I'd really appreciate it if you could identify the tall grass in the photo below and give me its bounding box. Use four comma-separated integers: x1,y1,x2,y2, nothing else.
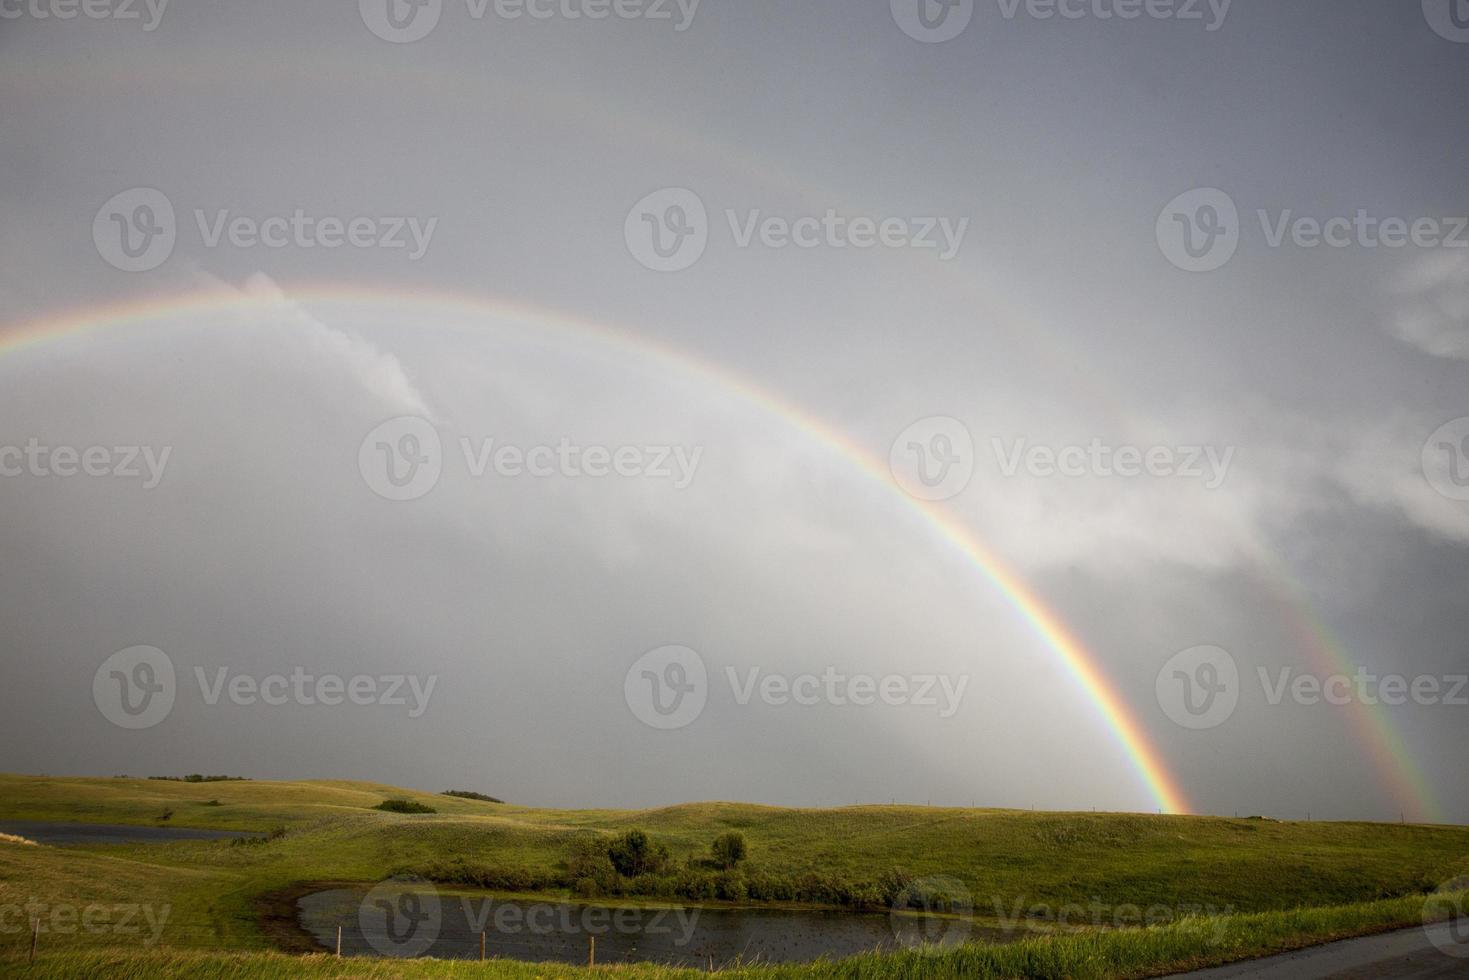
6,891,1464,979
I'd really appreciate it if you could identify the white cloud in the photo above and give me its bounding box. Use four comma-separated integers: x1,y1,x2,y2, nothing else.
1389,252,1469,360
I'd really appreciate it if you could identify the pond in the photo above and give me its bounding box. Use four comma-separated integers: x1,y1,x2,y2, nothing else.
0,820,263,845
297,885,1010,967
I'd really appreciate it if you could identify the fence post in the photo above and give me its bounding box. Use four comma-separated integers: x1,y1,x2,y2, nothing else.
336,924,342,957
589,935,595,968
29,918,38,964
480,931,486,961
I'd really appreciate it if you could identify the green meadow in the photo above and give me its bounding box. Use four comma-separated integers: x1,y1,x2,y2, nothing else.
1,774,1466,977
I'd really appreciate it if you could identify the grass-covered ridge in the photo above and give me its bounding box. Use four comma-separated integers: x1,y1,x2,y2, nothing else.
0,773,1465,974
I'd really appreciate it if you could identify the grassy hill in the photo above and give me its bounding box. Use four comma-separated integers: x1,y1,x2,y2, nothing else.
1,774,1465,977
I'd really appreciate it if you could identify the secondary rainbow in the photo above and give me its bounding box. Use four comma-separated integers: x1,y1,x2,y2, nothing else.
0,283,1193,815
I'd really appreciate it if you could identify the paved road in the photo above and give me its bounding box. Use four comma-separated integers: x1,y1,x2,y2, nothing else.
1168,921,1469,978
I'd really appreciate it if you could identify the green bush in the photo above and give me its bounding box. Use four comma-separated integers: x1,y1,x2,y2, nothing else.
607,829,669,877
711,831,747,870
374,799,437,814
440,790,504,803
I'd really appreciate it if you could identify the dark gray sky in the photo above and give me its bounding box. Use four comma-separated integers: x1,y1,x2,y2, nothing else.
1,0,1466,822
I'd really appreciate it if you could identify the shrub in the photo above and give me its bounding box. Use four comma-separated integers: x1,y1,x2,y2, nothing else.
711,831,747,870
149,775,248,783
566,835,619,893
607,829,669,878
406,858,559,892
374,799,437,814
715,871,748,902
877,867,914,905
440,790,504,803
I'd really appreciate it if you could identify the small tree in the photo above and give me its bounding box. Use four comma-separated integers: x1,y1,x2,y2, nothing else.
711,831,747,870
607,829,668,877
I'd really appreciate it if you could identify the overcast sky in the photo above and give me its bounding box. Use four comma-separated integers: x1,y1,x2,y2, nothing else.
1,0,1466,823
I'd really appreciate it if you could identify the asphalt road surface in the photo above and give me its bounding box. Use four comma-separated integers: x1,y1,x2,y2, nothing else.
1169,921,1469,978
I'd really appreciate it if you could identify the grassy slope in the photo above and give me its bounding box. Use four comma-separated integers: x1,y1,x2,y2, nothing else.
0,774,1466,973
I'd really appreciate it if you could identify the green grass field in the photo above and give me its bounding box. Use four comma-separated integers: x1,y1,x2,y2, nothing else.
1,774,1465,978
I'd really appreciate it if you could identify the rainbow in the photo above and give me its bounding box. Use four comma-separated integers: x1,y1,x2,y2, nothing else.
0,284,1195,812
1253,566,1444,824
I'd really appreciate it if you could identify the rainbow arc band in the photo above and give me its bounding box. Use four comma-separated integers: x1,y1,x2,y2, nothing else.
0,283,1193,814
